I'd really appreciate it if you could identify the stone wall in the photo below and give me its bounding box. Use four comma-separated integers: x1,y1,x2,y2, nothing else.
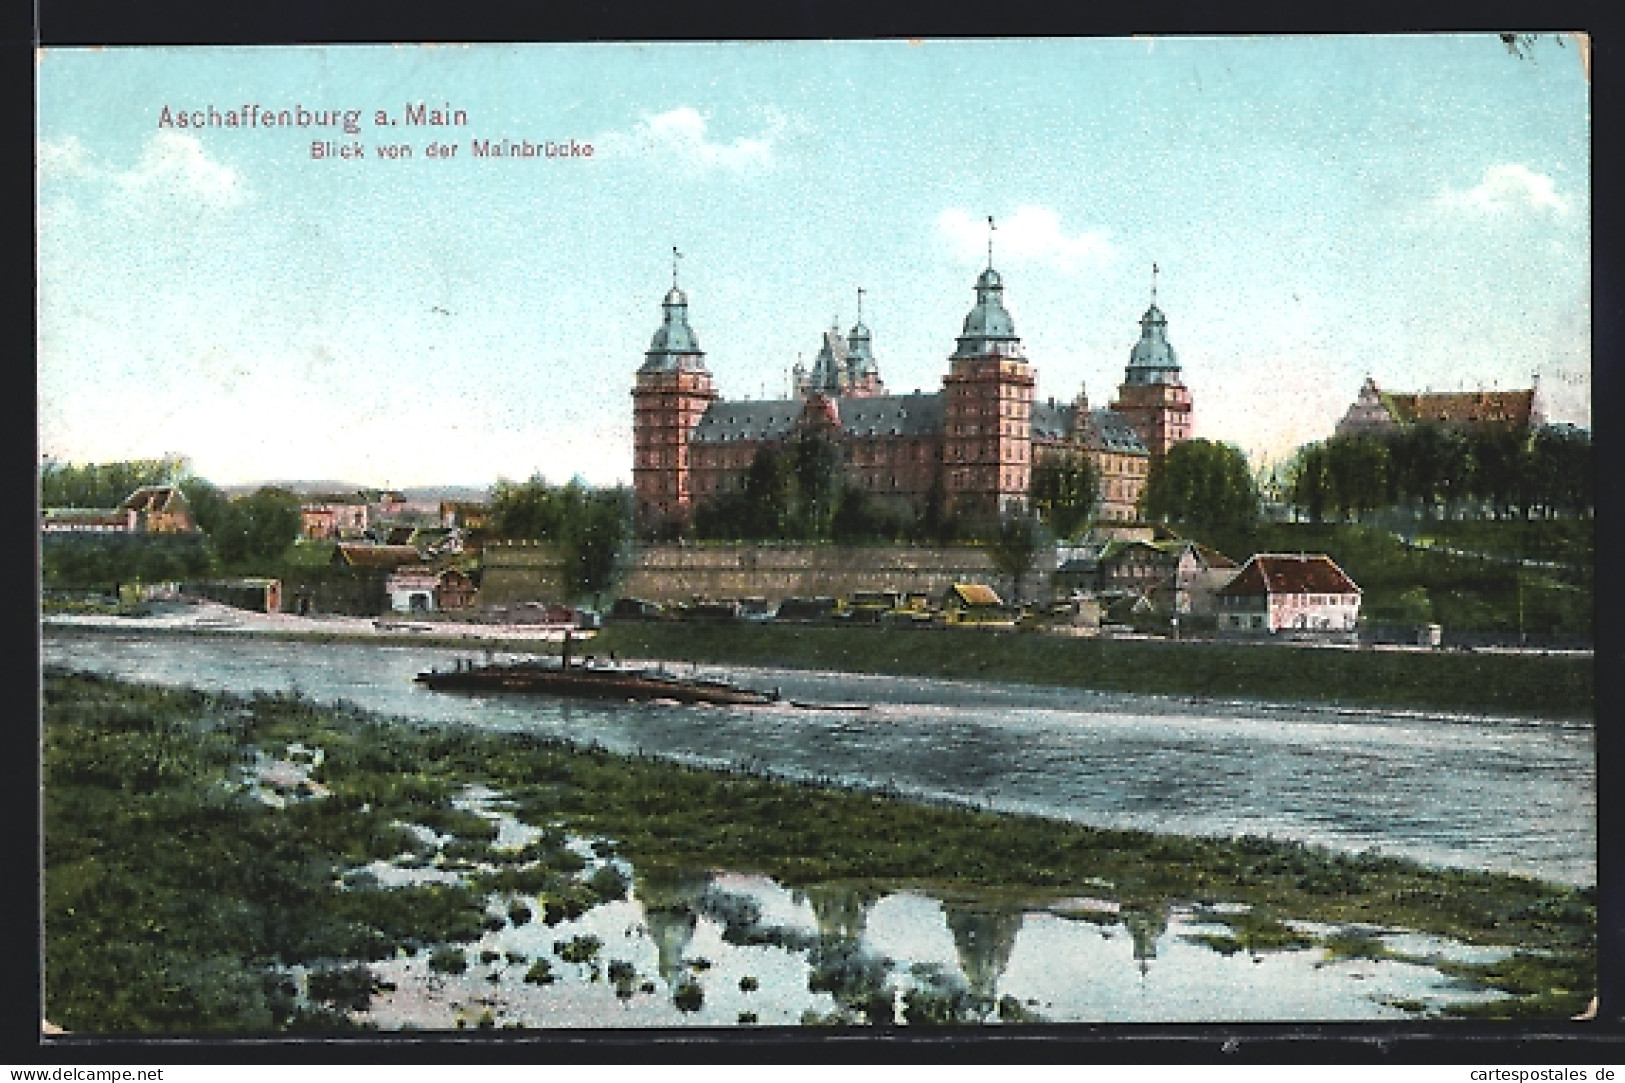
620,543,1030,604
479,541,1060,608
476,541,570,605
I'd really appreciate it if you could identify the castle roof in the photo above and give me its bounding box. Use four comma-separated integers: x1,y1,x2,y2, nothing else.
691,391,947,443
1030,400,1149,454
641,284,707,374
1123,301,1182,387
1030,399,1077,442
834,392,943,438
953,265,1024,358
1083,408,1151,454
691,399,802,443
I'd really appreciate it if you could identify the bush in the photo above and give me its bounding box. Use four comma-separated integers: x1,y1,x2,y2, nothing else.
428,948,467,975
586,863,630,902
553,935,602,966
672,979,704,1013
305,965,376,1013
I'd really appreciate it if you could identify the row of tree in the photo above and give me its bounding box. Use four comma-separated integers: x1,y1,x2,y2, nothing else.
488,477,630,599
688,432,971,544
41,458,313,584
1287,426,1593,523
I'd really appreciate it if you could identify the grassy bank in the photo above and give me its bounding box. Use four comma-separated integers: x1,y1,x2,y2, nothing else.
592,622,1593,720
1198,522,1592,635
44,670,1594,1032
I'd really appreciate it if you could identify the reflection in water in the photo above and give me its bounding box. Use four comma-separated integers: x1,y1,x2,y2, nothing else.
1123,907,1170,976
798,883,883,943
314,782,1518,1028
942,905,1024,1005
634,864,710,986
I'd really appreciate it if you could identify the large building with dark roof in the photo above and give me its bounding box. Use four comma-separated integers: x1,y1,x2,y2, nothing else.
631,261,1194,535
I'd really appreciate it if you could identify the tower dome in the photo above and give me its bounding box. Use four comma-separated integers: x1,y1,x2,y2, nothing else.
847,287,878,376
1122,269,1182,387
641,282,706,372
953,265,1023,358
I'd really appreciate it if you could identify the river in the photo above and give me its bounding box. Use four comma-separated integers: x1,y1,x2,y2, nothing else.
41,628,1595,886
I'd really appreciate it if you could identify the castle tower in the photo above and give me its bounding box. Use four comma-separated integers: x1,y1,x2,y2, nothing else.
632,264,717,534
941,255,1035,522
1110,264,1192,457
843,288,885,397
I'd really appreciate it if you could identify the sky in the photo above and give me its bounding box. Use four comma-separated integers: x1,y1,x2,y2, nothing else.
37,36,1591,489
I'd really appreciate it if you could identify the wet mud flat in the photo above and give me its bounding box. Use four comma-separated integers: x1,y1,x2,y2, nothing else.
42,669,1595,1033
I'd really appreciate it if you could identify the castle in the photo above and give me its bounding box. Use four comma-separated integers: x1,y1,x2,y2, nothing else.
632,258,1192,536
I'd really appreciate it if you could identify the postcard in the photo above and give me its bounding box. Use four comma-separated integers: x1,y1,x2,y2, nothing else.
37,36,1595,1038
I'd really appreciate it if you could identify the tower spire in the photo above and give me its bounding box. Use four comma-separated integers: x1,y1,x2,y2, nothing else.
987,216,996,269
857,286,865,323
1151,262,1159,307
672,246,682,289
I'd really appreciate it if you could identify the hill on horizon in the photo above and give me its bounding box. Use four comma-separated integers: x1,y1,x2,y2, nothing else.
218,481,495,501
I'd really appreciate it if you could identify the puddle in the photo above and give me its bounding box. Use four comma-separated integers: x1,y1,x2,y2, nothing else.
331,783,1517,1027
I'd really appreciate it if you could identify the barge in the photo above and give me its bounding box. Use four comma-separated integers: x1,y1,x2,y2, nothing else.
414,633,780,706
414,660,780,706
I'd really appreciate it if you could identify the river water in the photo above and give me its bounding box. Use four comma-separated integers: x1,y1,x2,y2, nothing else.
41,628,1595,886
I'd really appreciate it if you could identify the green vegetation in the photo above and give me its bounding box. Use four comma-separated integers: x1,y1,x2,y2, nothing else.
1287,426,1591,523
1197,521,1591,637
593,621,1590,719
1030,451,1099,540
44,671,1594,1032
489,477,631,601
1143,439,1260,533
40,457,190,509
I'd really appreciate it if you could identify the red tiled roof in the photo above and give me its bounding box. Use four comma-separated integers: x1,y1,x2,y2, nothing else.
1217,554,1361,597
1193,544,1239,569
1380,390,1535,429
120,485,189,513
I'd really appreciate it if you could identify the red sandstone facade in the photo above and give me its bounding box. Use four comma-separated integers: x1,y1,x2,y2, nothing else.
632,264,1192,535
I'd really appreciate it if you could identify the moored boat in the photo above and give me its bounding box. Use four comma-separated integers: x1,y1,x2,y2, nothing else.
414,658,780,706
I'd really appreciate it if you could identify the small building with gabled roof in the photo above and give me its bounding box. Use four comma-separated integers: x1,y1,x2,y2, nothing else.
941,582,1015,624
1215,553,1361,634
331,543,424,570
119,485,197,533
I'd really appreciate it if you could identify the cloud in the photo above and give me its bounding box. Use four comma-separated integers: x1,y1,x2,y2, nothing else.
936,206,1114,274
1436,164,1570,216
111,131,244,208
600,107,779,172
38,135,95,180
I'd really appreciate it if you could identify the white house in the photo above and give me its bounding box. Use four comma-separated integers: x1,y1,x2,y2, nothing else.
384,565,442,613
1215,553,1362,634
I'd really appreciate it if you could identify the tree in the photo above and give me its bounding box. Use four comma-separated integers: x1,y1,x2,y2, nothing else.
212,487,302,568
790,430,843,539
831,487,907,542
177,476,231,539
1029,452,1098,540
913,472,959,544
1142,440,1258,532
1288,444,1330,524
987,511,1045,606
489,476,631,600
40,456,188,508
1322,435,1390,521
